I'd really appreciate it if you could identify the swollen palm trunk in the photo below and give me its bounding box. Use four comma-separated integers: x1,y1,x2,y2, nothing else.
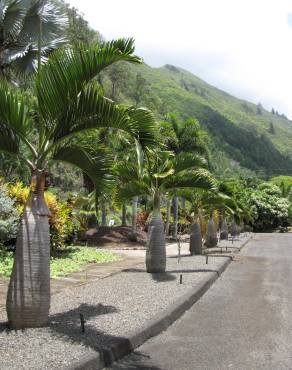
146,209,166,273
205,218,218,248
220,219,228,240
6,172,51,329
189,222,203,255
230,220,237,238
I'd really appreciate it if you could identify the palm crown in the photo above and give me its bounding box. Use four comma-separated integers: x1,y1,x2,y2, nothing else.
0,0,69,76
0,38,157,186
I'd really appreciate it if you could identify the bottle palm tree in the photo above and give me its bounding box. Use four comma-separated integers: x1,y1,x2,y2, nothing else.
0,39,157,329
116,150,216,272
160,114,210,240
0,0,68,78
184,190,235,254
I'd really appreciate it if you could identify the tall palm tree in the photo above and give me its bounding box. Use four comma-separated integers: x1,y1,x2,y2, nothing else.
0,0,68,77
0,39,157,329
160,114,210,240
116,150,216,273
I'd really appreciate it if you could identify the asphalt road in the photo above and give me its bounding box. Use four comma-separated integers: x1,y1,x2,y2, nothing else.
108,233,292,370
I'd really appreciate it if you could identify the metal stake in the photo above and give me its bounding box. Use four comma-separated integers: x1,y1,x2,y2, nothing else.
177,236,181,264
79,313,86,333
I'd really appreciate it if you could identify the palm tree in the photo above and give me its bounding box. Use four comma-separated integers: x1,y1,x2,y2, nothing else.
185,190,235,253
0,39,157,329
160,114,210,240
220,217,228,240
116,150,216,273
205,216,218,248
0,0,68,78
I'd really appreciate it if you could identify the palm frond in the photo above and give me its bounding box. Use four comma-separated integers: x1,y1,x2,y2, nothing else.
163,169,217,192
0,81,32,156
115,180,150,204
173,152,207,173
52,143,113,196
114,161,139,182
0,0,26,41
20,0,68,43
45,86,157,153
36,39,141,122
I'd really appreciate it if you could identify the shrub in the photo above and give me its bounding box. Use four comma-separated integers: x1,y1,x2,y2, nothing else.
248,183,290,231
7,182,75,251
0,185,19,247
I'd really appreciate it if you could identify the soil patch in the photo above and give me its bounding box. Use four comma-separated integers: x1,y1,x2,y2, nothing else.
86,226,147,249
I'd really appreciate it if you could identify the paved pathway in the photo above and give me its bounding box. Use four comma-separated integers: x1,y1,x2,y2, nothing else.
109,233,292,370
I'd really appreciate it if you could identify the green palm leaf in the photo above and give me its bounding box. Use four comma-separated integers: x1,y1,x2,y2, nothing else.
52,143,113,195
173,152,207,172
36,39,141,122
0,81,31,155
163,169,217,192
115,180,150,204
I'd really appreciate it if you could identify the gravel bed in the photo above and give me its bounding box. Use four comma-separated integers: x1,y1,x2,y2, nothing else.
0,237,250,370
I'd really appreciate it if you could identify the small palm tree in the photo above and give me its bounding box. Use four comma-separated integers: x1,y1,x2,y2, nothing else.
0,0,68,77
116,150,216,272
184,190,235,253
0,39,157,329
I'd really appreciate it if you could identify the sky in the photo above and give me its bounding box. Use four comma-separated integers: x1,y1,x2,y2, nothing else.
66,0,292,118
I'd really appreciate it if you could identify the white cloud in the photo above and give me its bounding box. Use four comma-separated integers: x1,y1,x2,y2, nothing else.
66,0,292,117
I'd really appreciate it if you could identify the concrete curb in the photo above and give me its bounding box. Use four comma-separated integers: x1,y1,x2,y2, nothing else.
64,236,253,370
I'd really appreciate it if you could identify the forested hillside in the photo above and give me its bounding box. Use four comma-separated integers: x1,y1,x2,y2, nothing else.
99,61,292,177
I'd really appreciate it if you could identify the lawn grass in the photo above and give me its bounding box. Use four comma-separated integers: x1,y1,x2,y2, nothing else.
0,247,120,279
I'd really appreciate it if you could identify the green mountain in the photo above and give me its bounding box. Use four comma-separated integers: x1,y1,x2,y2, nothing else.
101,62,292,178
59,1,292,179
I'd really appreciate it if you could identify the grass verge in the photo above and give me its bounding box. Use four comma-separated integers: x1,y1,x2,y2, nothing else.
0,247,120,279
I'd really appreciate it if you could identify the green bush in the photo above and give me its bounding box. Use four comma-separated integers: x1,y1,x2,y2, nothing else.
8,182,76,251
248,183,290,231
0,185,19,247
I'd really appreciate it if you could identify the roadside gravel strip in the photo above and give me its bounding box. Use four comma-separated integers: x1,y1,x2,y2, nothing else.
0,236,251,370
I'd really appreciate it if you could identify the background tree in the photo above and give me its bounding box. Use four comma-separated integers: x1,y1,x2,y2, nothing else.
268,121,275,135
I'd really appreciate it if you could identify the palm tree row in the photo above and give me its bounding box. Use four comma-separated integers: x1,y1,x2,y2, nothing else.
0,2,251,329
0,38,157,329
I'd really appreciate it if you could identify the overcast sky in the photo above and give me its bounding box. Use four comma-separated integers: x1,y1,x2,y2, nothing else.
67,0,292,118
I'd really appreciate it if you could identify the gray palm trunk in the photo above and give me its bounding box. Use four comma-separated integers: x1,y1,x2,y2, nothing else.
121,204,127,226
101,202,107,227
146,193,166,273
130,196,138,241
205,217,218,248
230,220,237,238
220,218,228,240
6,171,51,329
172,196,179,239
165,199,171,236
189,221,203,255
